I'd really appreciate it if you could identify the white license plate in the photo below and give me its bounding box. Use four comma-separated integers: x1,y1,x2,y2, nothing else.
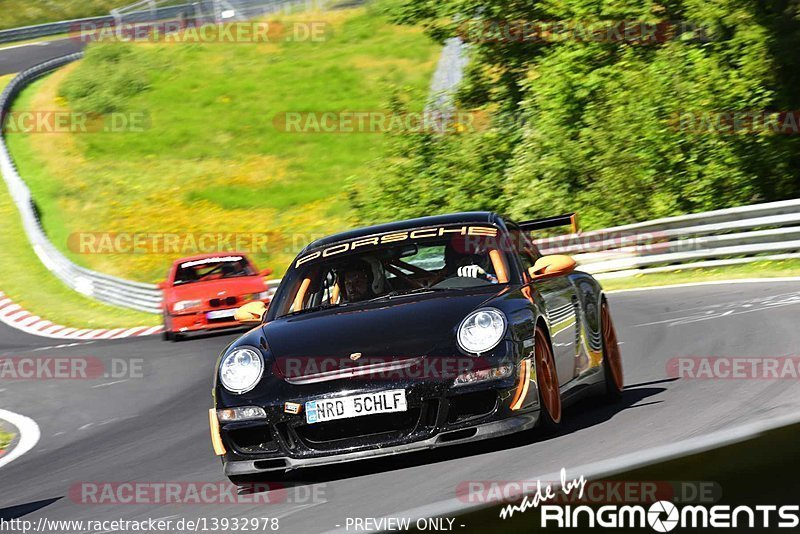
206,309,236,320
305,390,407,424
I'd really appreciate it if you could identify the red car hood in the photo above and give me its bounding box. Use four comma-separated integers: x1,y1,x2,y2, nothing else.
165,276,267,306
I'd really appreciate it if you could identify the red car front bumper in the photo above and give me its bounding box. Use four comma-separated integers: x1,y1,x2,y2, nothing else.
165,303,266,334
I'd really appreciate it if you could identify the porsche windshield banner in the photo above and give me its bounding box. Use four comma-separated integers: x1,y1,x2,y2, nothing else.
294,225,500,268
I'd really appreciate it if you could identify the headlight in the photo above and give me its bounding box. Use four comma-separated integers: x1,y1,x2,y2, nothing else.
173,299,202,313
219,347,264,394
217,406,266,422
453,365,513,386
457,308,507,354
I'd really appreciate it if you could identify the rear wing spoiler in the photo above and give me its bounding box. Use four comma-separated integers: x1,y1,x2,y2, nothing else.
517,213,579,234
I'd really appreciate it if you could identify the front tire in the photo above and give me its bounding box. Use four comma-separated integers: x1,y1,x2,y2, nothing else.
600,299,624,400
161,313,173,342
534,325,562,429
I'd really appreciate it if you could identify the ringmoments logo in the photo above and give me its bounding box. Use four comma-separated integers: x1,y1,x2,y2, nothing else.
529,502,800,530
649,501,679,532
497,469,800,531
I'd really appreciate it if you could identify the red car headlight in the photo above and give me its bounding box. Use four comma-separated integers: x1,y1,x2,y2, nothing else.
173,299,202,313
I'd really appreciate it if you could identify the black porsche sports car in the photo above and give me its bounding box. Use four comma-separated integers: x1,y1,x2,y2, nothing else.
209,212,624,482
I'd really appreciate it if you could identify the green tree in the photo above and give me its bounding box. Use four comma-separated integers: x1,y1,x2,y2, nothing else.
353,0,800,229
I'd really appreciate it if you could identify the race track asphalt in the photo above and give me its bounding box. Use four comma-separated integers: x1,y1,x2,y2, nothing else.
1,280,799,532
0,39,85,76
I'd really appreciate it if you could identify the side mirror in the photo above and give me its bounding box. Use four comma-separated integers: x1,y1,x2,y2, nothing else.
529,255,577,280
234,301,268,324
157,281,168,290
260,268,273,277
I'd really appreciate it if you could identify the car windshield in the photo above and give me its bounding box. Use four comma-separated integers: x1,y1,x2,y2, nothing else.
172,256,254,285
270,225,513,318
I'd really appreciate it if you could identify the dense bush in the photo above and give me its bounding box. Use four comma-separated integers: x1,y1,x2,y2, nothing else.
353,0,800,229
58,43,168,114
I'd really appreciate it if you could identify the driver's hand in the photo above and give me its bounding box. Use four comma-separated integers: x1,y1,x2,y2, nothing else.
458,265,487,278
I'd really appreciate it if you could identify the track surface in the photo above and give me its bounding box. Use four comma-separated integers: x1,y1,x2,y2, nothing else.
0,39,85,76
1,281,799,531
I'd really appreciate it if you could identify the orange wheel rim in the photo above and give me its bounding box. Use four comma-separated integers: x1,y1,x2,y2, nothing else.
534,330,561,423
602,303,624,391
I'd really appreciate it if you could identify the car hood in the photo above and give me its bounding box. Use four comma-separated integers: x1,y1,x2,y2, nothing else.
262,287,505,380
166,277,266,302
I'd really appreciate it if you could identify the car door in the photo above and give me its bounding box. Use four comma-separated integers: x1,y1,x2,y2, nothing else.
510,226,580,386
533,276,579,386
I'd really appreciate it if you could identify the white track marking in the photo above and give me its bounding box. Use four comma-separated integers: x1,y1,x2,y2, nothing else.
0,292,162,339
632,290,800,327
0,409,40,469
607,277,800,294
17,341,95,354
141,325,164,336
0,41,49,52
91,379,129,389
17,316,40,327
0,304,21,317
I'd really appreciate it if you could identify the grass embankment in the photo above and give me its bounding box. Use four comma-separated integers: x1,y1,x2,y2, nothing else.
0,75,158,327
5,2,441,283
0,0,119,31
600,259,800,291
0,426,13,451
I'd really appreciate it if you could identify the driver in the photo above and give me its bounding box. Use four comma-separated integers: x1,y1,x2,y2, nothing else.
443,242,498,283
341,260,374,302
341,257,388,302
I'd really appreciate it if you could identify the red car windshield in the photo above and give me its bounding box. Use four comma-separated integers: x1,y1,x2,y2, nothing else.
172,256,255,285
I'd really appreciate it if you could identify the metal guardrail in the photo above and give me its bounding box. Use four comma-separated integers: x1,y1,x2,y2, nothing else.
536,198,800,278
0,0,329,45
0,53,165,313
0,4,196,44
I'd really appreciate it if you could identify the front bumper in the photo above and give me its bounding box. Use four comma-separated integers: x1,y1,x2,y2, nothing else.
217,370,540,474
224,412,538,474
167,306,257,333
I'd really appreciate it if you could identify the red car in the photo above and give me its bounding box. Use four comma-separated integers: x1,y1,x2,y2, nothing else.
159,253,273,341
